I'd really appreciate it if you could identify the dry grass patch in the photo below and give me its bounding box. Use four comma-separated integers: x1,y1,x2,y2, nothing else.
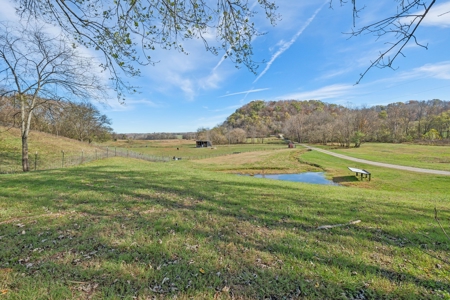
193,149,322,175
195,150,274,165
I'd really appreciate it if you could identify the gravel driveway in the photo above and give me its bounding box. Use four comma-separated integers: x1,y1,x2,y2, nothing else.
300,144,450,176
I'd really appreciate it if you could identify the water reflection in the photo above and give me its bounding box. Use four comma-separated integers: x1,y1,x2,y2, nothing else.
248,172,339,186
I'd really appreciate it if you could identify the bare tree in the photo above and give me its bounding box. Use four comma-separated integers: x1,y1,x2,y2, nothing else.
59,102,112,143
229,128,247,144
0,23,107,171
336,0,442,83
283,114,305,143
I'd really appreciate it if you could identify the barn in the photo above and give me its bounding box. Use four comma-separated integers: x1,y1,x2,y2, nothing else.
196,140,213,148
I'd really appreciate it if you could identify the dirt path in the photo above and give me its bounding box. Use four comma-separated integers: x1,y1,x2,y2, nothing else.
300,144,450,176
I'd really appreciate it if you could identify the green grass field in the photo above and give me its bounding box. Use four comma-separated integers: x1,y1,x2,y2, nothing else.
101,138,287,161
1,138,449,299
317,143,450,171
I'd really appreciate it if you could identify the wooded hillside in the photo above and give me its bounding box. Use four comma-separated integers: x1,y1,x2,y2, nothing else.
209,99,450,146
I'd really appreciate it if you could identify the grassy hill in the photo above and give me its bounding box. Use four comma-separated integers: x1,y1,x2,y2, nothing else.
0,137,449,299
0,126,106,172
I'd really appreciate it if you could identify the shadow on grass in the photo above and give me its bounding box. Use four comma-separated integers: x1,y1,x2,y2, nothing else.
332,175,360,183
0,159,449,299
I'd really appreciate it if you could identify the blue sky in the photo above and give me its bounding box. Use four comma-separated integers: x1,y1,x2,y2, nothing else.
2,0,450,133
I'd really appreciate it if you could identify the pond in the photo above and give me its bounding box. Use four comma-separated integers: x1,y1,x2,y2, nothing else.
246,172,339,186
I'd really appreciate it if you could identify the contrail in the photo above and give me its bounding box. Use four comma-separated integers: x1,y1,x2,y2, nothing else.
253,1,327,83
219,88,270,98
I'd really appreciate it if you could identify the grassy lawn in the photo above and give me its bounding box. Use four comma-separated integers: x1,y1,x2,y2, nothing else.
315,143,450,171
1,148,449,299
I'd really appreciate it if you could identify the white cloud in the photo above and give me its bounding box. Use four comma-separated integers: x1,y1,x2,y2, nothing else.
0,1,19,22
389,61,450,82
276,84,358,101
199,66,231,91
317,67,354,80
253,0,327,83
185,113,230,130
414,61,450,79
103,96,164,112
422,1,450,28
137,36,235,100
204,104,242,112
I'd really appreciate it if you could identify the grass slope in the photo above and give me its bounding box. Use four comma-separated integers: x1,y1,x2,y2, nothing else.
1,150,449,299
0,126,105,172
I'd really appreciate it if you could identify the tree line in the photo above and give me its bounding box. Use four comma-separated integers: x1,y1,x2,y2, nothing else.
0,97,113,144
202,99,450,146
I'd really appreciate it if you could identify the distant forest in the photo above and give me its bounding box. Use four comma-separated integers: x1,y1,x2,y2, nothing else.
201,99,450,147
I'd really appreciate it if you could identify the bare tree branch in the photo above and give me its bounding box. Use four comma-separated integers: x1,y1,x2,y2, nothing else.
332,0,438,83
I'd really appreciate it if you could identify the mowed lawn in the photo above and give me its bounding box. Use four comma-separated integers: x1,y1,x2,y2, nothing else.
317,143,450,172
0,148,449,299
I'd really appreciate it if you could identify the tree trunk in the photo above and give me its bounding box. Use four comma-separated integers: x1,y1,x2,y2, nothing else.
20,93,35,172
22,134,29,172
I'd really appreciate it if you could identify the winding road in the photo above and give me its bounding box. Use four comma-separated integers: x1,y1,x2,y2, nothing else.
300,144,450,176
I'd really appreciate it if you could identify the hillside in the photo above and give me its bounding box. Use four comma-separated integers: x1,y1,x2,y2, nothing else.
0,126,105,172
216,99,450,146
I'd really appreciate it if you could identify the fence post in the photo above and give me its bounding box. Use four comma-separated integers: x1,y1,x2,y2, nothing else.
62,150,65,168
127,150,129,158
34,151,38,171
107,147,109,158
81,150,84,163
95,149,97,160
115,147,117,156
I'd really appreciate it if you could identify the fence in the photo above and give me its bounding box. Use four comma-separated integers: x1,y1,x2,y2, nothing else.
0,145,288,174
0,147,171,174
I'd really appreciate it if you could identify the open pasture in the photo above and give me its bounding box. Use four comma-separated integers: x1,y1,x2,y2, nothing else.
1,143,449,299
103,139,287,161
319,143,450,172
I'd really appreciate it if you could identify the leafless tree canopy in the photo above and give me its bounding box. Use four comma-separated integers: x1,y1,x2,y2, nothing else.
0,23,107,102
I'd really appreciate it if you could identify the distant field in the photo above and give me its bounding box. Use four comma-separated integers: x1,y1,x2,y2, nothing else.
317,143,450,171
102,138,287,160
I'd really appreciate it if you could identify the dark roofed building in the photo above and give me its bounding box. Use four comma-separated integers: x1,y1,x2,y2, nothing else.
196,140,213,148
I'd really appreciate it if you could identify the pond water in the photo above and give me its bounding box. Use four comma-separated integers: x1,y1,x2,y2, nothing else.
248,172,339,186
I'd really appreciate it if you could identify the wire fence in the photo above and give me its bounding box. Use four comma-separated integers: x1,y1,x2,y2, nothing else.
0,147,170,174
100,145,288,162
0,145,288,174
